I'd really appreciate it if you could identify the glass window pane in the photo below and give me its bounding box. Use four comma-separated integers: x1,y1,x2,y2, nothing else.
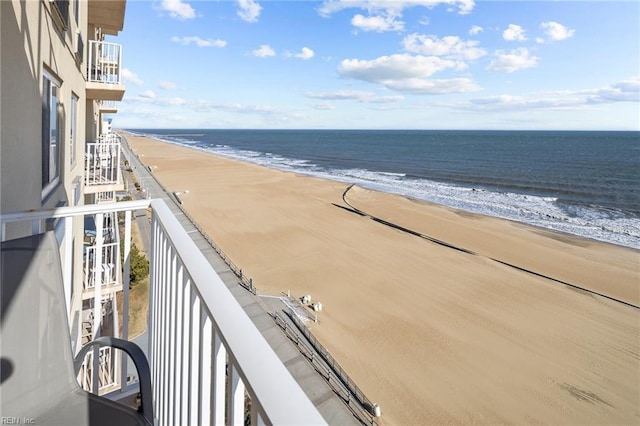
50,86,59,183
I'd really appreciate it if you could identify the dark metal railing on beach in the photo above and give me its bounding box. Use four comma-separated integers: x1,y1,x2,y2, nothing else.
164,186,257,295
120,136,257,295
274,310,380,425
174,204,258,295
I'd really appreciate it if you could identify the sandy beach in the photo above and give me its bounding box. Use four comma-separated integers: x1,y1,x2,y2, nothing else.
124,133,639,425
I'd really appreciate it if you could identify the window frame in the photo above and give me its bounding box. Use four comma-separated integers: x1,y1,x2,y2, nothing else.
42,69,62,199
70,93,78,168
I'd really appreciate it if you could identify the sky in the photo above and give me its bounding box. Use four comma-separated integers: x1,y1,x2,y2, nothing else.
112,0,640,130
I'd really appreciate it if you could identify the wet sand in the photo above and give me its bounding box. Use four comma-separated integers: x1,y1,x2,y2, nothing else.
124,133,639,425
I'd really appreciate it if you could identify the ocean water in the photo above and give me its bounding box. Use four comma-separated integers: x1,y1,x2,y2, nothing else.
128,129,640,249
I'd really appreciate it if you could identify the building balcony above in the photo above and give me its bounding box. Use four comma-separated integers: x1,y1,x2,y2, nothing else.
87,41,125,101
85,134,123,193
88,0,126,36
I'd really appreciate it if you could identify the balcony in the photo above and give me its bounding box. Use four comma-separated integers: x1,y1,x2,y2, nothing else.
83,212,122,296
0,199,327,425
85,133,123,193
99,100,119,114
87,40,125,101
78,345,119,394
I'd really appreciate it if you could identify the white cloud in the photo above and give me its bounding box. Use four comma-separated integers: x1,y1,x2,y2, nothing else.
159,81,177,90
193,100,279,115
540,21,575,41
252,44,275,57
122,68,143,86
293,46,315,59
140,90,156,99
503,24,527,41
160,0,196,20
487,48,538,73
237,0,262,23
385,77,480,94
351,11,404,32
171,36,227,48
318,0,475,17
469,25,483,35
166,97,188,105
463,95,583,111
402,34,487,61
312,102,336,110
305,90,404,103
284,47,315,59
306,90,376,101
338,54,480,95
339,54,457,82
449,79,640,115
370,95,405,103
586,77,640,103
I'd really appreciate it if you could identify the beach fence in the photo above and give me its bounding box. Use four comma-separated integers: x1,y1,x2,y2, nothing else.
123,139,258,296
156,180,255,294
274,309,380,425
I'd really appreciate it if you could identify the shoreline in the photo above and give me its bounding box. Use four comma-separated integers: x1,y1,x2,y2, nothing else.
125,130,640,250
121,131,639,425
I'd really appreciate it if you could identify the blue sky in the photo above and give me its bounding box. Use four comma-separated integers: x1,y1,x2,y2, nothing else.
113,0,639,130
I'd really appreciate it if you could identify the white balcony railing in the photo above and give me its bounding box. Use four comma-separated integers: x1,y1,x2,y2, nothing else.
88,40,122,85
96,191,116,203
82,213,122,290
100,100,118,109
79,346,118,393
83,211,120,291
83,242,120,290
85,134,121,187
0,200,327,426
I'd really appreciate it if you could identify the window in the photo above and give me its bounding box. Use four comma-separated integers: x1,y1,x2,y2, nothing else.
51,0,70,29
42,70,62,197
70,94,78,167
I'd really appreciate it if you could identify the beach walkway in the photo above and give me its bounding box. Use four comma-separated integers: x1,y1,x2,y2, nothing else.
119,134,366,425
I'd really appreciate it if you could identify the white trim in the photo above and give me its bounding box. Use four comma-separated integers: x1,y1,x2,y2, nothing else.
43,67,62,86
41,177,61,199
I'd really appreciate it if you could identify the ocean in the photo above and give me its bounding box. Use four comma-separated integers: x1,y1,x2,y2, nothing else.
127,129,640,250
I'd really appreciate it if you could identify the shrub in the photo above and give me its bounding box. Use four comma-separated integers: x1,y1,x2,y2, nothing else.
121,242,149,286
129,244,149,285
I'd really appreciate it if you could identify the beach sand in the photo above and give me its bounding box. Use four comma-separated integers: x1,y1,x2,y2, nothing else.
125,134,639,425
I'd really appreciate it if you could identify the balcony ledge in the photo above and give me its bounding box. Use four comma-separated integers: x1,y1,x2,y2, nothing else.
84,182,125,194
88,0,126,36
100,105,119,114
87,82,126,101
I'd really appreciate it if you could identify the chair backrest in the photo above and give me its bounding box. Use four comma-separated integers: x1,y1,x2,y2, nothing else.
1,232,89,423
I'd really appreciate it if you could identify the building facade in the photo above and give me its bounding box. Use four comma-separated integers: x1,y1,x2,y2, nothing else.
2,0,127,392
